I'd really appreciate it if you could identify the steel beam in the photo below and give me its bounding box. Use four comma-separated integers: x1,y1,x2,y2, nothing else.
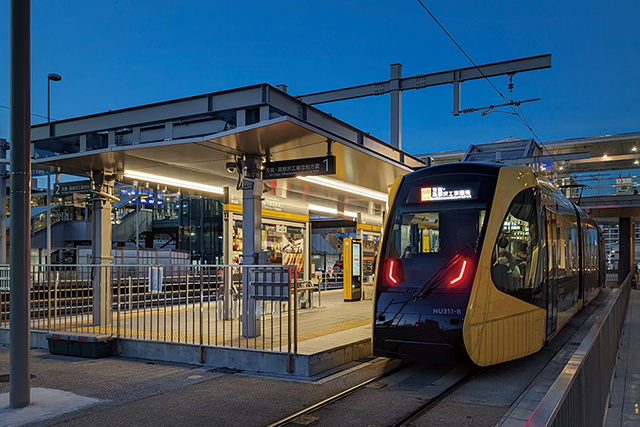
499,152,592,165
31,86,266,140
297,54,551,105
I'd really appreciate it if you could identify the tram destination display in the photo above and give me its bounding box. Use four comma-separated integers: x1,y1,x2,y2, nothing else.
263,155,336,179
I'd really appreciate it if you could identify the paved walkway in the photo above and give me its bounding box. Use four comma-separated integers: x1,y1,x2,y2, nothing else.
605,288,640,427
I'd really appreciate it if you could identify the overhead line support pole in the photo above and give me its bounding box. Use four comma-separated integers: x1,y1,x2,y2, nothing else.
390,64,402,150
0,139,8,264
297,54,551,105
297,54,551,149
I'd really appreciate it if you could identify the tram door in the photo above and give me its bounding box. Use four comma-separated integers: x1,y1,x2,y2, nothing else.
545,207,559,337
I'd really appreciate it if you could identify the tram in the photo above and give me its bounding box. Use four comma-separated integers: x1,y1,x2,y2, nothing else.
372,162,605,366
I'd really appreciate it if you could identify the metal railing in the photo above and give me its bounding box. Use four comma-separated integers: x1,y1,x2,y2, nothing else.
0,264,300,355
562,171,640,198
319,271,343,290
526,273,632,426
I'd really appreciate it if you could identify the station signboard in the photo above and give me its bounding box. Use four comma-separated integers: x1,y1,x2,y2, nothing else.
53,180,93,197
263,155,336,179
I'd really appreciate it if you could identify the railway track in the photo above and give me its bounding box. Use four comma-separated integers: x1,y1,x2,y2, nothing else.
391,368,481,427
267,360,481,427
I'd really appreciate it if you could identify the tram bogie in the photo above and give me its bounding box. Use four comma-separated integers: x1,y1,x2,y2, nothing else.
373,163,604,366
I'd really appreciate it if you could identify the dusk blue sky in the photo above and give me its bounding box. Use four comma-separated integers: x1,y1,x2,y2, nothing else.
1,1,639,156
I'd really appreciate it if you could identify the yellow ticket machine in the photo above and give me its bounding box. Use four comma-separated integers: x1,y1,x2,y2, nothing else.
343,237,362,301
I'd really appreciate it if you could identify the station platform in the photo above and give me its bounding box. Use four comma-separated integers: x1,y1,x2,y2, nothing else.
605,287,640,427
0,288,375,378
1,286,637,426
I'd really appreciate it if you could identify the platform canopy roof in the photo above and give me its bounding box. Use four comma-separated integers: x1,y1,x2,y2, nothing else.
31,84,425,215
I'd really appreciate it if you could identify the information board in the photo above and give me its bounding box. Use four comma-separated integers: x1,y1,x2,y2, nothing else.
53,180,93,197
263,156,336,179
352,242,361,277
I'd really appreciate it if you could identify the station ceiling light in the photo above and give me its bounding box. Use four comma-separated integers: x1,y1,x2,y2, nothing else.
308,204,338,215
123,170,224,195
308,204,362,219
297,176,388,202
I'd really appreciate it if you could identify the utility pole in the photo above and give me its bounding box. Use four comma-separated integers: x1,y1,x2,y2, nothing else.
9,0,32,409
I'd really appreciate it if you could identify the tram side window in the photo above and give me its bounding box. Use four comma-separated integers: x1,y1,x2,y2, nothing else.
491,188,543,307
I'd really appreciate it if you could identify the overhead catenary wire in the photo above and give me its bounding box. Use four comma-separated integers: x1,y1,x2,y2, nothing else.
1,103,54,121
415,1,558,162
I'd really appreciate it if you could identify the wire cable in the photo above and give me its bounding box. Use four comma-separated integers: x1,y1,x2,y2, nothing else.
415,0,555,160
1,103,53,121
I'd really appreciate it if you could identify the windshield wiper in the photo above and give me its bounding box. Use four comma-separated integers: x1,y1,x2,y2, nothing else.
412,242,477,301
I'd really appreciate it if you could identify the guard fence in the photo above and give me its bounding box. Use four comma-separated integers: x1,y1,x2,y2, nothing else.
526,272,632,426
0,264,311,355
318,271,343,290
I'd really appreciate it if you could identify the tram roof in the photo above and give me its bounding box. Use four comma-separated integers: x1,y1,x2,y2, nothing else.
30,83,425,212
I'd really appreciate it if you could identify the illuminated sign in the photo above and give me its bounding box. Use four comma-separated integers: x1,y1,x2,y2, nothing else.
263,156,336,179
352,242,361,277
53,180,93,196
421,186,473,202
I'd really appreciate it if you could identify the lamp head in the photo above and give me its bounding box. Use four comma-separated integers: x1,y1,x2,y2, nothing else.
47,73,62,82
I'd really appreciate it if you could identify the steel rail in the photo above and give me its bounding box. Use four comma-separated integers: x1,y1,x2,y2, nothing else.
392,368,482,427
266,360,411,427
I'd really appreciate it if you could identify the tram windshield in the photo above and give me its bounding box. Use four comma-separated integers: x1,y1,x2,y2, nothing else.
379,171,497,292
386,208,486,259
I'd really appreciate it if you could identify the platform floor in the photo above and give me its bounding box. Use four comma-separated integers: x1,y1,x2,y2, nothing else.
293,289,372,354
605,287,640,427
1,287,636,426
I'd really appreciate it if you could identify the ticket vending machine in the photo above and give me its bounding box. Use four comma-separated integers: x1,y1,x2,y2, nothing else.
343,237,362,301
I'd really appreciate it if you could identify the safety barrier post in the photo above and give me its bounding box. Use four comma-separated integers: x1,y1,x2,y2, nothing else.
294,267,298,355
47,265,51,330
116,266,121,338
199,267,205,363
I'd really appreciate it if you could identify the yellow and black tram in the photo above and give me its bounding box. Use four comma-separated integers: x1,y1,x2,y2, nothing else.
373,162,604,366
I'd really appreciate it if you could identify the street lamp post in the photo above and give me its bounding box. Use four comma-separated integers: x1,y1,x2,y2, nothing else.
47,73,62,125
46,73,61,266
